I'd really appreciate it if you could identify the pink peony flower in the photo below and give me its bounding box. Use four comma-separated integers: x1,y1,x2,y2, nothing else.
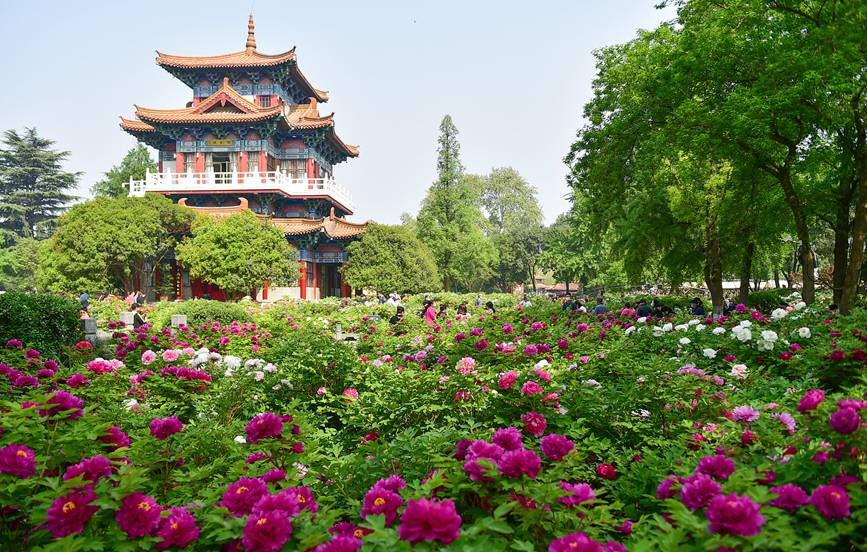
498,371,518,389
548,531,605,552
155,507,200,550
696,454,736,480
67,373,89,388
732,405,760,423
246,412,283,443
0,444,36,478
596,463,617,480
810,485,851,520
498,449,541,479
397,497,462,544
141,350,157,365
521,412,547,436
558,482,596,507
829,407,861,434
797,389,825,412
45,490,99,537
680,473,722,510
492,427,523,451
769,484,809,512
360,486,403,526
706,493,765,537
99,425,131,450
540,434,575,461
150,416,184,440
243,511,294,552
115,492,162,538
222,477,269,516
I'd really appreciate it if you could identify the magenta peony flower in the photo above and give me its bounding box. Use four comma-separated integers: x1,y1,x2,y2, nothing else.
657,476,681,499
498,371,518,389
548,531,605,552
63,455,113,486
67,373,89,388
155,507,200,550
769,484,808,512
453,439,473,460
732,405,760,423
43,390,84,419
558,481,596,507
468,440,504,461
253,490,301,517
262,468,286,483
0,444,36,479
492,427,524,451
810,485,851,520
115,492,161,538
243,511,294,552
706,493,765,537
680,473,722,511
696,454,736,480
246,413,284,444
150,416,184,440
521,411,547,436
222,477,269,515
45,490,99,538
521,381,544,396
99,425,131,450
312,535,363,551
540,434,575,461
360,486,403,525
797,389,825,413
397,497,461,544
373,475,407,493
829,407,862,434
283,486,318,513
464,458,496,482
596,463,617,480
498,449,541,479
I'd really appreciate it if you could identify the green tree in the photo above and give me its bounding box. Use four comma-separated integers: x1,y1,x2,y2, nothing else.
176,210,298,300
342,223,441,294
91,144,157,198
0,238,40,291
38,195,194,293
416,116,495,291
479,167,545,292
0,128,79,244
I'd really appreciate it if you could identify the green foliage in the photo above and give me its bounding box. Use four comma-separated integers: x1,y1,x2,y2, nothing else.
176,211,299,300
38,194,194,294
0,238,40,291
91,145,157,198
0,128,79,244
148,299,253,329
416,116,496,292
0,291,81,354
745,289,791,310
342,222,441,294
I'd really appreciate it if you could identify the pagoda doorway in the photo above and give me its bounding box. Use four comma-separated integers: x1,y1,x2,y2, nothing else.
209,152,233,183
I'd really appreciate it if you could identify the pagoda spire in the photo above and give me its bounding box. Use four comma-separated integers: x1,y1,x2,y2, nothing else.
245,14,256,51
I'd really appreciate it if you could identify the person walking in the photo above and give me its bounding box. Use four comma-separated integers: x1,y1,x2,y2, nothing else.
79,291,90,311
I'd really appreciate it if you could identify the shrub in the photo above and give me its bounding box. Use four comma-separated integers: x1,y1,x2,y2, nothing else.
746,289,790,310
0,292,81,355
148,300,252,329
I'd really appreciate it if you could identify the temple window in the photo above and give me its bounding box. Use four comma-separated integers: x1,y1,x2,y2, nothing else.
248,154,259,173
184,155,195,174
259,95,271,107
280,159,306,180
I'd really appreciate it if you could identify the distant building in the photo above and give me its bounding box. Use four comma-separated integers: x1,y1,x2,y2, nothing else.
121,16,365,301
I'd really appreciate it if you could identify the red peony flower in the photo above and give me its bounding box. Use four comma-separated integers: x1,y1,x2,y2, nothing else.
397,497,462,544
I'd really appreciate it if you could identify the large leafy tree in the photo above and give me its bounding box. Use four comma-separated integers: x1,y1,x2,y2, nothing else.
38,195,194,293
416,116,495,291
92,144,156,198
342,223,441,294
0,128,78,244
176,210,298,300
479,167,545,292
0,238,40,291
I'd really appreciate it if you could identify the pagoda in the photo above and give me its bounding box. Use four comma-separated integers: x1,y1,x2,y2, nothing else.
121,15,366,301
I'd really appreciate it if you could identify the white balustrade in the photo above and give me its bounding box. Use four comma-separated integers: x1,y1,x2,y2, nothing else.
128,170,354,212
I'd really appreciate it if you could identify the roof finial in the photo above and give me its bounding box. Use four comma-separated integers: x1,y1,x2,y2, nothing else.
246,14,256,51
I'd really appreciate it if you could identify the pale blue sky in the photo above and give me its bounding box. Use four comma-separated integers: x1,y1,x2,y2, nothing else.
0,0,674,224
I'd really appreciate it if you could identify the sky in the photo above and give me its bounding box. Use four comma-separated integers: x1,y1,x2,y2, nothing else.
0,0,675,225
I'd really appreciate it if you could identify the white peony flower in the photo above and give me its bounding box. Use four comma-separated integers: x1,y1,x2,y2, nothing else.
123,398,139,410
694,324,706,332
771,308,788,320
625,326,637,335
631,409,651,418
662,323,673,332
688,319,700,326
653,326,665,337
679,337,691,345
756,339,775,352
223,356,241,370
794,301,807,311
234,435,246,444
761,330,779,342
712,327,726,335
534,359,550,369
675,324,689,332
798,327,811,339
584,379,602,388
703,348,717,359
739,320,752,328
264,363,278,373
637,316,647,324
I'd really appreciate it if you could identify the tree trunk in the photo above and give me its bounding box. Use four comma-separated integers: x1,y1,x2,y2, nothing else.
704,227,724,316
738,241,754,304
841,100,867,314
778,168,815,304
832,174,855,305
774,269,780,289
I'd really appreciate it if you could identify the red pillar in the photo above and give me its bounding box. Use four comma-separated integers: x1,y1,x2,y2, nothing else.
262,280,269,301
259,151,267,177
195,152,205,173
239,151,248,173
312,263,319,299
176,152,185,174
177,265,185,300
340,264,351,297
298,262,307,300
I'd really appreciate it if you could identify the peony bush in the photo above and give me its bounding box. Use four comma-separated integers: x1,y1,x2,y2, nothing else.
0,295,864,550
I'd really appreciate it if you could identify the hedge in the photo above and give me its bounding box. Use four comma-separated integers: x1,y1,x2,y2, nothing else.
148,299,253,329
0,292,82,355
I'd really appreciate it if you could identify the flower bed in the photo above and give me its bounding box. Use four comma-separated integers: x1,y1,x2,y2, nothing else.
0,297,864,550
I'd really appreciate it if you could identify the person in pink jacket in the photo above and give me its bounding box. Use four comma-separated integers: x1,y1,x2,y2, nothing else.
423,300,437,326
